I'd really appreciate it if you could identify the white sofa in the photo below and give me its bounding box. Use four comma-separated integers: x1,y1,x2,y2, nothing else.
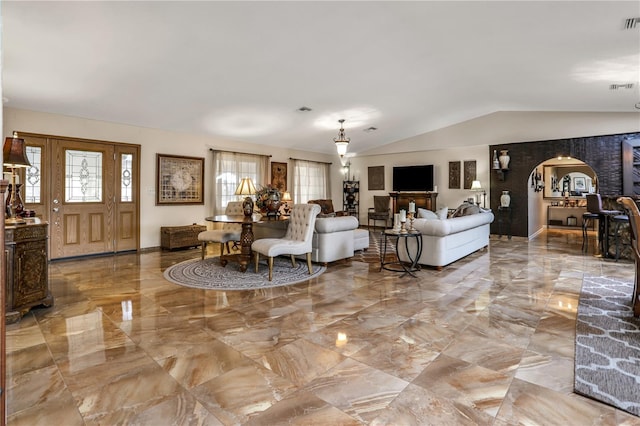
255,215,368,265
397,211,494,269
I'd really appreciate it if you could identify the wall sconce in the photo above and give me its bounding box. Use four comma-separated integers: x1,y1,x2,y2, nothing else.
470,180,486,208
493,149,510,181
342,160,351,180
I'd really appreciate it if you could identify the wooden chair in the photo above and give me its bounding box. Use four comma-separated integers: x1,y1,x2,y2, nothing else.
368,195,391,229
197,201,243,259
616,197,640,316
252,203,321,281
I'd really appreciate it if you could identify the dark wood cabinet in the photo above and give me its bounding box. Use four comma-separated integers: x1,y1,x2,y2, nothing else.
5,221,52,323
390,192,438,213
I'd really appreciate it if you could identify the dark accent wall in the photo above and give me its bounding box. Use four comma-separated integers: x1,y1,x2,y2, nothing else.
489,132,640,238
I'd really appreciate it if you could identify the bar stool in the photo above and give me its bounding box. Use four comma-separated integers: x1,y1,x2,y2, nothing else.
586,194,621,257
612,214,629,261
582,212,599,252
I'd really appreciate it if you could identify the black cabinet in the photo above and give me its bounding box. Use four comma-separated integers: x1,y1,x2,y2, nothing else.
343,181,359,217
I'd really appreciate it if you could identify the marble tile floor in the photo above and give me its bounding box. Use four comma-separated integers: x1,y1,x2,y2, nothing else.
6,229,640,425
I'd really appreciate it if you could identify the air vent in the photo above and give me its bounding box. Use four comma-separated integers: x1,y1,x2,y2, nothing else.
625,18,639,29
610,83,634,90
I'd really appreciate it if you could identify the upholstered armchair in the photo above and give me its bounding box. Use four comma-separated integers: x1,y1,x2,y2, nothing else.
197,201,243,259
307,199,348,217
368,195,391,228
252,203,321,281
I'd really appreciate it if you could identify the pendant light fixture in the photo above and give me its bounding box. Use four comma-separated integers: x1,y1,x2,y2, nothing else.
334,119,350,157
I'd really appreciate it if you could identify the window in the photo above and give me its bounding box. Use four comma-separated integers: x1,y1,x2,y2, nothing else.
292,159,330,203
24,146,42,204
65,149,102,203
121,153,133,202
212,151,268,215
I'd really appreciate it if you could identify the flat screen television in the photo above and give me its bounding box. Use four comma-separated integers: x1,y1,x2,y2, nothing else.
392,165,434,192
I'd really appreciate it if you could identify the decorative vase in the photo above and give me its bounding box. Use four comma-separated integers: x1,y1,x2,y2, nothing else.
5,183,25,218
500,190,511,207
264,190,281,217
492,150,500,170
499,150,510,170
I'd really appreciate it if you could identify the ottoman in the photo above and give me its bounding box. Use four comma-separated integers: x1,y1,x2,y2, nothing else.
354,228,370,252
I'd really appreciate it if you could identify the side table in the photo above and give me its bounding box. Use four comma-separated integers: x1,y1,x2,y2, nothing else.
497,206,512,239
380,229,422,277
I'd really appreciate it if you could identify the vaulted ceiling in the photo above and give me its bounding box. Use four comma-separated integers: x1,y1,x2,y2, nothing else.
2,1,639,156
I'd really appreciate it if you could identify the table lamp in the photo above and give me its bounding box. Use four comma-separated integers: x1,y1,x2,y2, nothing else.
235,177,257,217
470,180,486,208
3,132,32,224
281,191,292,214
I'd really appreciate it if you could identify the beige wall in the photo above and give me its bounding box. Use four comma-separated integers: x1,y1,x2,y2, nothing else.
3,108,335,249
349,111,640,225
4,108,639,246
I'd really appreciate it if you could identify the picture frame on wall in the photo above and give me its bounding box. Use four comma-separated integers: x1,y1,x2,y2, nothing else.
368,166,385,190
463,160,477,189
271,161,287,192
574,176,586,192
156,153,205,205
449,161,460,189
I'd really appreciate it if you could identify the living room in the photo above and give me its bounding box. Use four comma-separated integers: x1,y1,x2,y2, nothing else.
3,1,640,424
6,108,639,249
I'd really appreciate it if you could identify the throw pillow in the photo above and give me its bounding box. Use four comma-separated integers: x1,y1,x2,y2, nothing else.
462,204,480,216
436,206,448,220
450,203,466,218
418,208,437,220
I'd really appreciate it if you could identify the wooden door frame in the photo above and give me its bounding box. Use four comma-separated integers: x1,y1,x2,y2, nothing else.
16,132,141,258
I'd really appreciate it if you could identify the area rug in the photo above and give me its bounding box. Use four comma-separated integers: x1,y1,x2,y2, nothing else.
353,229,396,264
575,275,640,416
163,257,326,290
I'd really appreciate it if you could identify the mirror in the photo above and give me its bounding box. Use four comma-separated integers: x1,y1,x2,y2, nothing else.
543,161,597,199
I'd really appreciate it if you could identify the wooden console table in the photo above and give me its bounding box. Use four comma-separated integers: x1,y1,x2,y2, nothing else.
389,192,437,213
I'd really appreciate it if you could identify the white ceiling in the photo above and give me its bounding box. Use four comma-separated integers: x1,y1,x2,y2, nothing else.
2,1,639,156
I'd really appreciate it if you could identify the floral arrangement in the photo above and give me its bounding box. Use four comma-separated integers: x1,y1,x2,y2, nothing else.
254,184,281,211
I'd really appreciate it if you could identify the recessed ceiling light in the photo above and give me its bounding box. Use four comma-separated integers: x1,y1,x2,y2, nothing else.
364,127,378,133
297,106,312,112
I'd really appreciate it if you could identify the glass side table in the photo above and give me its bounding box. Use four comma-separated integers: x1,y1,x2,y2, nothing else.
380,229,422,278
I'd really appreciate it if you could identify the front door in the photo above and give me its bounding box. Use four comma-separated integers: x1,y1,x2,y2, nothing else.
20,134,140,259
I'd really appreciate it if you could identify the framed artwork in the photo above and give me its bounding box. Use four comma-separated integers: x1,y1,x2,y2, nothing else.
463,160,477,189
368,166,385,190
271,162,287,192
574,176,586,191
156,153,205,205
449,161,460,189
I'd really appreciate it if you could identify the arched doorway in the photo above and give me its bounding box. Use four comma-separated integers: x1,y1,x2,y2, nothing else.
528,157,597,239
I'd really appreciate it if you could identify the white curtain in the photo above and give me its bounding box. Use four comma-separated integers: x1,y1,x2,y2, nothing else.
211,151,269,215
292,159,330,204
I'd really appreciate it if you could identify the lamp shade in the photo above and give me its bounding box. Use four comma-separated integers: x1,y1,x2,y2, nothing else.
470,180,483,191
3,133,31,168
234,177,256,196
281,191,292,202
